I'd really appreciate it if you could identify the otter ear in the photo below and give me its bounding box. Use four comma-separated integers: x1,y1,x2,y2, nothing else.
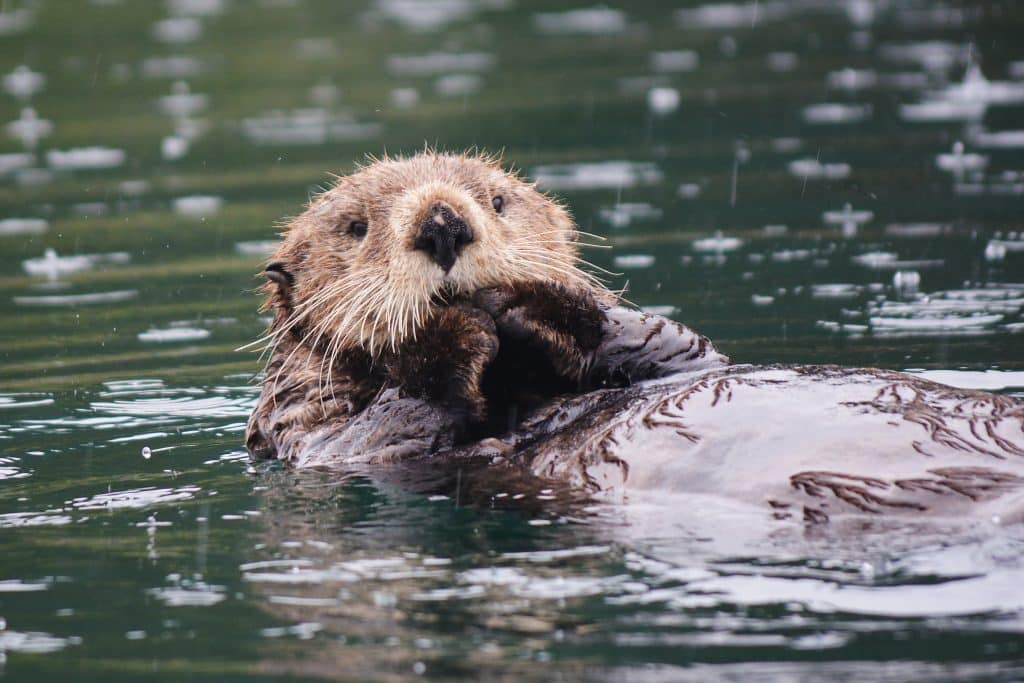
263,261,294,305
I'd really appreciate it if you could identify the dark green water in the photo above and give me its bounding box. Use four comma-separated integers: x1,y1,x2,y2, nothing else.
2,1,1024,680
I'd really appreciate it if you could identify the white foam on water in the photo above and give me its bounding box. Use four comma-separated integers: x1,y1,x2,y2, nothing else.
651,50,699,73
0,629,80,654
884,222,949,237
389,87,419,108
158,81,208,117
647,87,680,115
901,99,986,122
22,249,131,280
534,7,627,35
802,103,871,124
532,161,662,191
46,146,125,170
92,394,252,419
172,195,222,217
241,109,381,145
879,40,969,72
153,17,202,43
970,129,1024,149
371,0,481,32
141,55,207,79
826,67,877,91
235,240,278,256
0,152,34,176
675,2,788,29
137,327,211,343
598,202,661,228
766,52,798,72
3,65,44,100
148,581,226,607
811,283,862,299
13,290,138,306
6,107,52,147
0,8,33,35
692,234,743,252
0,217,47,235
167,0,226,16
0,512,73,528
71,485,202,511
788,158,851,180
434,73,481,97
0,580,50,593
613,254,655,269
387,52,494,76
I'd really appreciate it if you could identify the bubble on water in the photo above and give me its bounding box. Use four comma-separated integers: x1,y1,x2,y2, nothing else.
141,446,152,460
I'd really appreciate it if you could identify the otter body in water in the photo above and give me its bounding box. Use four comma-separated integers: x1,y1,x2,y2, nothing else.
246,151,1024,524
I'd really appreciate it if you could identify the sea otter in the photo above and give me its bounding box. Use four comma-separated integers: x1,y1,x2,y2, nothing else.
246,151,1024,524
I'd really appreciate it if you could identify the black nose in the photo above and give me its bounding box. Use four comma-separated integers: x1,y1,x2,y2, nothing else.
413,202,474,273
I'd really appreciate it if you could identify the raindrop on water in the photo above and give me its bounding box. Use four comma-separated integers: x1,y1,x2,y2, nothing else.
142,446,152,459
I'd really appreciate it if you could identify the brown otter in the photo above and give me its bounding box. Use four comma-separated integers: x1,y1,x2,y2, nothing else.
246,150,1024,525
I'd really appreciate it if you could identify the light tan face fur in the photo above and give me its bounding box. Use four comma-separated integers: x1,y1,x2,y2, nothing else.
266,151,595,355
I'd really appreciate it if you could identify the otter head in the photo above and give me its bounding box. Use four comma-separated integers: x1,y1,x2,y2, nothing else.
262,151,597,356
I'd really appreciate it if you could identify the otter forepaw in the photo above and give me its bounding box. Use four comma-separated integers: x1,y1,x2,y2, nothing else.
473,283,606,383
386,305,498,421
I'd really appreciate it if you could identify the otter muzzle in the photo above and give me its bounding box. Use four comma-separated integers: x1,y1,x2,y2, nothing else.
413,203,474,273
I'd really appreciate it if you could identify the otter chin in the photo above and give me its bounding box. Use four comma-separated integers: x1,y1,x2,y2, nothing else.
246,150,1024,527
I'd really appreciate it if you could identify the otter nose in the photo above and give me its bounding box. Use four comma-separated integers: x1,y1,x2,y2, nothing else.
413,202,474,273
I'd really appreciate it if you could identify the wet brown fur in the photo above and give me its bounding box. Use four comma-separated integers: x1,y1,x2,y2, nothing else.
245,150,612,463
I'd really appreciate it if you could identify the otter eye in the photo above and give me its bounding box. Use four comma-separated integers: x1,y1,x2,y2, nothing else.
491,195,504,214
348,220,368,238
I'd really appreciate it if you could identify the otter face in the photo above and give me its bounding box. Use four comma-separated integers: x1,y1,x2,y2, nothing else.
263,151,596,355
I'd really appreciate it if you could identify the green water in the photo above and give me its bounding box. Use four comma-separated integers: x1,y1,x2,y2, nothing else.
2,1,1024,680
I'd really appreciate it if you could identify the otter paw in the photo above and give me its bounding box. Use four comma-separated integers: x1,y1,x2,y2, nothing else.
472,283,606,382
385,305,498,421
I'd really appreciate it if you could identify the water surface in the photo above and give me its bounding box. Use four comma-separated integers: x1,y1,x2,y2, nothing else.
2,1,1024,680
